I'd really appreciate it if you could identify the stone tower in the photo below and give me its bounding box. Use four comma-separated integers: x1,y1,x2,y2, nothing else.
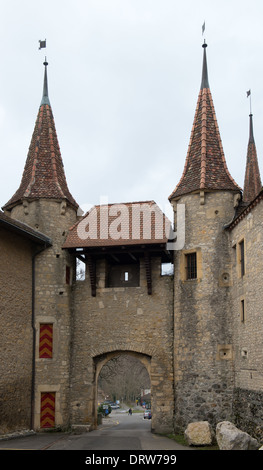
169,43,241,430
3,61,78,430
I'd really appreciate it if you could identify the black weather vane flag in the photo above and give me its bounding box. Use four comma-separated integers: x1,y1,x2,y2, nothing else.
39,39,46,50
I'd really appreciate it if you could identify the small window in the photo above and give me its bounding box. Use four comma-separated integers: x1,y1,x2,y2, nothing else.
241,299,245,323
239,240,245,277
186,252,197,280
107,263,140,287
76,258,86,281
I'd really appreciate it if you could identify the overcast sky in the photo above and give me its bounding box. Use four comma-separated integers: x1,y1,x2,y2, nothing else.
0,0,262,217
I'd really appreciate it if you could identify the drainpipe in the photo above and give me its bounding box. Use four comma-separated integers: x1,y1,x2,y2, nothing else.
30,244,49,430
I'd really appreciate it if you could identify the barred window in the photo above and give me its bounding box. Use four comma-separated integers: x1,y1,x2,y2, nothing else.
186,252,197,280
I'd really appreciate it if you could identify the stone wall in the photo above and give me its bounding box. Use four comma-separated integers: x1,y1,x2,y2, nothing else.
233,388,263,442
0,227,34,433
70,255,174,434
172,191,237,431
230,198,263,438
10,199,77,430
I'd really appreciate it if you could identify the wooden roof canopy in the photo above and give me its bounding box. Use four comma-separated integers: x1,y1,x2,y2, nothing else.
63,201,173,296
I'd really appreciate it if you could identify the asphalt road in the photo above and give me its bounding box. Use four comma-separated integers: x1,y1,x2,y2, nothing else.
0,410,191,451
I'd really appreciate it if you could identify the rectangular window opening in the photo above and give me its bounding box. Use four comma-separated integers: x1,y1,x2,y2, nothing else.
76,258,86,281
186,252,197,280
239,240,245,277
241,299,245,323
107,262,140,288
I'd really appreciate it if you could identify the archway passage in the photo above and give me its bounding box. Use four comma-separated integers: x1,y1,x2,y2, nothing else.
94,351,151,426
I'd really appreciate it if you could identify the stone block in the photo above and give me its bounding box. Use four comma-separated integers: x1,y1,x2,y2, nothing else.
184,421,214,446
216,421,259,450
71,424,91,434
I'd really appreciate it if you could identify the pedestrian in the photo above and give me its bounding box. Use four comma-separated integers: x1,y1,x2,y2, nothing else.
128,408,132,415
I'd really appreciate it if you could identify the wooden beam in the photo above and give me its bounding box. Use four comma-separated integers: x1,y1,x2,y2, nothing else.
85,254,96,297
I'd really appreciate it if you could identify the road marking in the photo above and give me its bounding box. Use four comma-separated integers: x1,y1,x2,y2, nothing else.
0,448,34,450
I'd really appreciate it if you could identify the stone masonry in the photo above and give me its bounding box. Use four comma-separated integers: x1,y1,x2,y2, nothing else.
172,191,237,430
70,256,174,433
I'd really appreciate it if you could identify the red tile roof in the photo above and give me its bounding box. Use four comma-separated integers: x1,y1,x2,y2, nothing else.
169,44,240,201
0,210,51,245
63,200,171,249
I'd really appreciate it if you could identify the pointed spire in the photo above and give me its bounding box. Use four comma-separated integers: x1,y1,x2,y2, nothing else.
41,59,50,106
169,43,240,201
243,113,262,203
248,113,254,143
201,42,209,89
3,60,78,211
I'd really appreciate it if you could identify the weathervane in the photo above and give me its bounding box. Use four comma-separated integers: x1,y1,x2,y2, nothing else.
39,39,48,69
39,39,46,50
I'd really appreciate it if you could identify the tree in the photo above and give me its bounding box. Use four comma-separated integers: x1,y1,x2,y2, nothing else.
98,355,150,403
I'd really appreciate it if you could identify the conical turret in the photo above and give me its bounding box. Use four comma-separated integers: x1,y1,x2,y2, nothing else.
169,42,240,201
3,61,78,211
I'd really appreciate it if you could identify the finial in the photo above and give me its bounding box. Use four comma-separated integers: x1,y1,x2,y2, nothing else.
249,113,255,144
200,41,209,89
41,58,50,106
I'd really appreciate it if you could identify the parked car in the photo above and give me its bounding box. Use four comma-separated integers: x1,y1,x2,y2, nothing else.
143,410,152,419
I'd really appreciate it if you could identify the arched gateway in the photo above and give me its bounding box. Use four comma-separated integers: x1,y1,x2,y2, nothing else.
65,202,175,434
94,351,151,425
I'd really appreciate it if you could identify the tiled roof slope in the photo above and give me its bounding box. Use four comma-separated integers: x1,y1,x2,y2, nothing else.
0,210,52,245
169,43,240,201
243,114,262,203
63,201,171,249
3,62,78,211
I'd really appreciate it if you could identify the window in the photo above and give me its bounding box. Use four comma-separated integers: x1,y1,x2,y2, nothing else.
239,240,245,277
237,239,245,278
39,324,53,359
241,299,245,323
107,263,140,287
186,252,197,280
180,248,202,282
